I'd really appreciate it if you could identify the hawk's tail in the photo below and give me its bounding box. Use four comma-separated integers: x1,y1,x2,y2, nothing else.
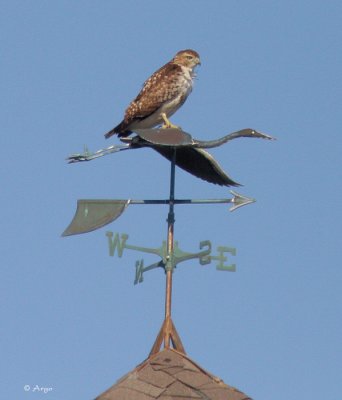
104,121,132,139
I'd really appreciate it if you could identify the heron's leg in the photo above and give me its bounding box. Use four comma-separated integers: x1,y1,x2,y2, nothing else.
161,113,180,129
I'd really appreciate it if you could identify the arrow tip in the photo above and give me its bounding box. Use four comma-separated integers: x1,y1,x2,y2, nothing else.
229,190,256,212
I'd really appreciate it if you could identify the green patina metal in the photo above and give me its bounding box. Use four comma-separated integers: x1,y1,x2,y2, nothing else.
62,200,129,236
62,191,255,237
105,231,236,284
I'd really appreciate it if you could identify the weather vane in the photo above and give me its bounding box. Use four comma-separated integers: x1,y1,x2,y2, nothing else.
63,126,274,354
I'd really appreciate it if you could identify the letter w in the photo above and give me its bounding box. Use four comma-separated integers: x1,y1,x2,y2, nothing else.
106,232,128,257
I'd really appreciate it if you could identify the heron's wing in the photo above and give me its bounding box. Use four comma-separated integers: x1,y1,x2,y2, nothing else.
153,146,241,187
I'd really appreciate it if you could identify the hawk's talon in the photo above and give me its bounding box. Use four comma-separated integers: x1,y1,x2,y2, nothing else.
161,123,181,130
161,113,181,130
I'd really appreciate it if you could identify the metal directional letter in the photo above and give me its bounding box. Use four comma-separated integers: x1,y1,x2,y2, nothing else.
214,246,236,271
106,232,129,257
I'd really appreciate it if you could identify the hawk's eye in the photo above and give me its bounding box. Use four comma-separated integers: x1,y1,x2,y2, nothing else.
186,55,193,60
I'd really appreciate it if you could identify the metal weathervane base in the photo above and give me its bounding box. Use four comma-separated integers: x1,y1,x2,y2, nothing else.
63,127,275,355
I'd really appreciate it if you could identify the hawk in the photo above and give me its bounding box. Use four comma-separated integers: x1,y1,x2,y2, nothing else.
104,49,201,139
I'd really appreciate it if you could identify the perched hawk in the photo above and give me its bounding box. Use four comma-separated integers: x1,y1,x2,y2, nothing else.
104,49,201,139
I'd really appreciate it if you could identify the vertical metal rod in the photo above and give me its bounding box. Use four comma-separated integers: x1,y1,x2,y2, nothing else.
164,148,176,348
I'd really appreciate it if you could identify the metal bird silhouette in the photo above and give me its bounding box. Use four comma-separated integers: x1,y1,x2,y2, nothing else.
67,128,274,187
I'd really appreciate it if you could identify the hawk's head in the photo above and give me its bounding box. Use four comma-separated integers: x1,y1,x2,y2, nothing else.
173,49,201,69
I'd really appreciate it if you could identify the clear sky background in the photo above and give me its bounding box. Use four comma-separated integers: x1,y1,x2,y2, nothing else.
1,1,341,399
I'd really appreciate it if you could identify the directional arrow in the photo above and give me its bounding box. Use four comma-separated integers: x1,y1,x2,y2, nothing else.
62,190,255,237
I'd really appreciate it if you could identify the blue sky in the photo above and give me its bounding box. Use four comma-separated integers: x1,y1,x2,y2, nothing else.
1,1,341,399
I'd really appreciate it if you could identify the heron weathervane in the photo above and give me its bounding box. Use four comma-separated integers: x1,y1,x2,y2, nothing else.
63,127,274,353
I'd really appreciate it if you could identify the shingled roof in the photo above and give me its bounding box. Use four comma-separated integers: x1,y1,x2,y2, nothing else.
95,347,251,400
